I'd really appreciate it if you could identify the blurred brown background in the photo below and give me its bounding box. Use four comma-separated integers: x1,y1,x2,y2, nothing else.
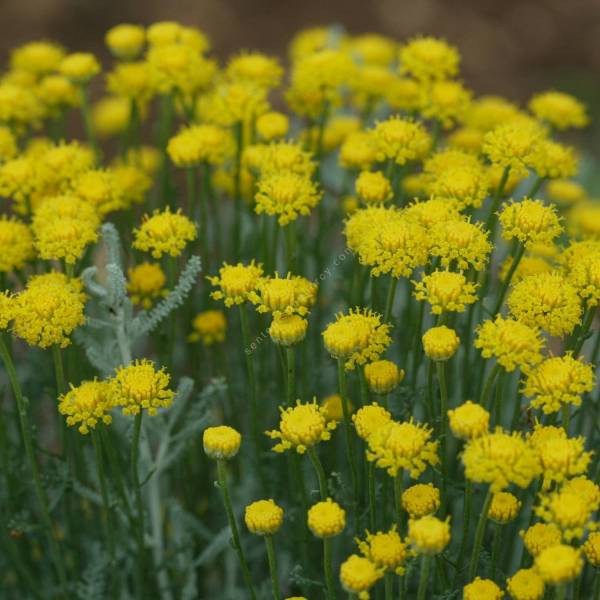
1,0,599,114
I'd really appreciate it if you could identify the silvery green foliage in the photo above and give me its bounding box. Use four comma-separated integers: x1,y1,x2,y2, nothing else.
74,543,108,600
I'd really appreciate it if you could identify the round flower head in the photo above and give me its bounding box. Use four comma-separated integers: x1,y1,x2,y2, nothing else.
58,380,113,435
0,216,35,272
188,310,226,345
463,577,503,600
13,273,86,348
529,90,588,130
133,208,197,258
530,140,577,180
344,205,393,253
535,488,596,542
127,263,167,310
372,116,431,165
321,115,361,151
524,354,594,415
407,515,451,555
366,419,439,478
569,251,600,307
110,359,174,417
0,126,17,161
428,162,490,210
419,79,472,129
535,545,582,585
266,399,337,454
499,198,563,248
422,326,460,361
105,24,146,59
413,270,478,315
352,403,391,441
269,314,308,347
499,255,552,285
488,492,521,524
307,498,346,538
569,201,600,240
507,568,545,600
399,36,459,81
323,308,391,371
356,526,407,575
226,51,283,89
475,316,544,373
321,394,352,423
429,219,492,271
562,477,600,511
404,197,461,230
203,425,241,460
339,131,379,170
245,499,284,535
208,261,263,307
73,168,127,216
249,273,317,318
339,554,382,599
111,164,152,208
402,483,441,519
256,111,289,141
250,140,315,177
535,434,592,489
521,523,562,558
0,292,15,330
10,41,65,76
462,428,541,492
0,157,36,207
364,360,403,394
546,179,586,207
106,61,153,103
92,97,130,138
448,401,490,440
583,532,600,567
355,171,392,204
167,124,233,167
59,52,100,83
508,273,582,337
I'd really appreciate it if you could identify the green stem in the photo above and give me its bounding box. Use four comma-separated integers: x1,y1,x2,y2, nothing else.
494,371,505,428
92,430,115,561
368,461,376,531
454,480,472,585
484,166,510,233
383,277,398,324
411,301,425,387
594,569,600,600
526,176,545,198
51,345,66,396
480,363,501,409
284,222,296,273
265,535,281,600
570,307,596,356
323,537,335,600
79,84,99,157
358,366,369,407
468,487,493,581
562,404,571,434
394,473,404,531
426,360,435,425
556,583,566,600
493,243,525,315
307,447,328,500
436,361,448,515
286,346,296,406
233,121,244,260
417,554,431,600
490,522,502,582
385,573,393,600
131,412,145,600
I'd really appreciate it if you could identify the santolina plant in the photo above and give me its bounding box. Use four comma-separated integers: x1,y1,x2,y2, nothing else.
0,21,598,600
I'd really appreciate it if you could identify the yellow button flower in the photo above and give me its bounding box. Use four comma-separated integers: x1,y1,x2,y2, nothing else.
249,273,317,318
429,219,492,271
127,263,167,310
256,111,289,141
520,523,562,557
399,36,459,81
463,577,503,600
535,489,596,542
535,545,582,585
356,526,407,575
419,79,472,129
269,314,308,347
413,270,478,315
583,532,600,567
59,52,101,83
307,498,346,538
364,360,403,394
561,477,600,510
0,215,35,272
499,198,563,248
422,326,460,361
189,310,226,345
321,394,352,423
167,124,234,167
402,483,441,519
105,24,146,60
407,515,451,555
10,41,65,76
244,499,284,535
208,260,263,307
507,568,545,600
340,554,383,599
0,292,15,331
447,401,490,440
58,380,113,435
488,492,521,524
372,116,431,165
355,170,392,204
352,403,391,441
203,425,241,460
226,51,283,89
529,90,588,130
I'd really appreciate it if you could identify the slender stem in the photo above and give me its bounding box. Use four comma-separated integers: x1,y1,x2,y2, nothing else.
385,573,393,600
131,412,145,600
493,243,525,315
594,569,600,600
468,487,493,581
570,306,596,356
92,430,115,561
562,404,571,434
358,366,369,407
480,363,501,409
79,84,99,156
411,301,425,387
484,166,510,233
383,277,398,324
216,460,257,600
284,222,296,273
307,447,328,500
368,461,376,531
436,361,448,516
494,371,505,428
490,522,502,582
265,535,281,600
526,176,545,198
233,121,244,261
556,583,566,600
51,345,66,396
394,473,404,531
417,554,431,600
426,360,435,425
286,346,296,406
323,537,336,600
454,480,472,585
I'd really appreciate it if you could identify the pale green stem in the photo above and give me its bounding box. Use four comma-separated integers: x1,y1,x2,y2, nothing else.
265,535,280,600
307,447,328,500
323,537,335,600
417,554,431,600
131,411,145,600
468,487,493,581
493,243,525,315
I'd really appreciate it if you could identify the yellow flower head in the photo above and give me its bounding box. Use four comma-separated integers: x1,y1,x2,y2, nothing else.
321,115,361,151
307,498,346,538
0,82,43,133
488,491,521,524
399,36,459,81
474,316,543,373
92,97,130,138
266,399,337,454
356,526,407,575
339,131,379,170
133,207,197,258
0,292,15,330
520,523,562,557
339,554,382,599
364,360,403,394
13,273,86,348
407,515,451,555
112,164,152,208
127,263,167,310
422,326,460,361
0,157,36,206
349,33,397,66
535,489,597,542
448,401,490,440
321,394,352,423
106,61,153,102
569,251,600,307
269,314,308,347
372,116,432,165
529,91,588,130
402,483,441,519
428,163,490,210
355,170,392,204
499,255,552,285
0,216,35,272
463,577,503,600
0,126,17,162
429,219,492,271
562,477,600,511
499,198,562,248
344,206,392,253
189,310,226,345
352,403,391,441
110,359,174,417
536,434,592,489
167,124,234,167
447,127,484,154
464,95,522,133
366,419,439,478
10,41,65,76
583,532,600,567
249,273,317,318
59,52,100,83
524,354,594,415
208,261,263,307
569,201,600,241
506,568,545,600
462,428,541,492
419,79,472,129
203,425,241,460
323,308,391,370
530,140,577,180
58,380,113,435
226,51,283,89
74,168,127,216
250,141,315,177
546,179,586,207
256,111,289,141
244,499,284,535
404,198,461,230
508,273,582,337
413,270,478,315
534,545,582,585
105,24,146,59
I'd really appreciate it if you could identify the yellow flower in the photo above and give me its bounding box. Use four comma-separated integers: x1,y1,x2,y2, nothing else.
244,499,284,535
530,140,577,179
59,52,100,83
339,131,379,170
536,434,592,488
58,380,113,435
0,157,36,207
422,326,460,361
413,270,478,315
399,36,459,81
339,554,382,599
546,179,586,207
429,219,492,271
419,79,472,129
428,163,490,210
352,403,391,441
535,489,596,542
499,255,552,284
529,91,588,130
0,216,35,272
364,360,403,394
323,308,391,370
355,171,392,204
13,273,86,348
92,97,130,138
366,419,439,478
269,314,308,347
507,273,582,337
0,292,15,330
127,263,167,310
506,568,545,600
0,83,43,132
356,526,407,575
105,24,146,59
203,425,241,460
488,492,521,524
106,61,153,102
133,207,197,258
10,41,65,75
188,310,226,345
462,428,541,492
266,399,336,454
569,201,600,241
256,111,289,141
402,483,441,519
447,127,484,154
562,477,600,511
167,124,234,167
110,359,174,417
112,164,152,207
0,126,17,162
464,95,522,133
407,515,451,555
74,168,127,216
321,115,361,151
307,498,346,537
208,261,264,307
524,354,594,415
448,401,490,440
569,251,600,307
321,394,352,423
499,198,562,247
372,116,431,165
404,198,461,230
583,532,600,567
249,140,315,177
249,273,317,317
474,316,543,373
226,51,283,89
463,577,503,600
349,33,397,66
534,545,582,585
520,523,562,557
